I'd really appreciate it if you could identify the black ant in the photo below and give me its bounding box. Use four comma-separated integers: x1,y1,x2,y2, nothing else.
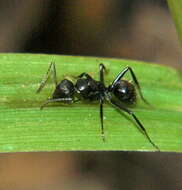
37,62,159,151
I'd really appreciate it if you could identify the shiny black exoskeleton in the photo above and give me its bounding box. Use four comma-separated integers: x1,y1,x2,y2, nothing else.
75,73,105,101
37,62,159,150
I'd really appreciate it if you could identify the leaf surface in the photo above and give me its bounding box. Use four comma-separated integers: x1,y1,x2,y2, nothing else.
0,54,182,152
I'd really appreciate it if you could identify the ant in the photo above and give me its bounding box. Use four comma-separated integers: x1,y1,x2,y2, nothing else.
37,62,159,151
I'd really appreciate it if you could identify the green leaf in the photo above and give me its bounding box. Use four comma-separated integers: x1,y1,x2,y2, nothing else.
0,53,182,152
167,0,182,45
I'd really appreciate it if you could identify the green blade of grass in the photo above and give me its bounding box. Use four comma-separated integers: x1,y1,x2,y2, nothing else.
0,53,182,153
167,0,182,45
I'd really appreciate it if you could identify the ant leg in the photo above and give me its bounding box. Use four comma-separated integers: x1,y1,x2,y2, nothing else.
40,97,73,109
110,66,149,104
109,98,159,151
99,64,106,142
78,68,106,141
99,63,106,85
79,64,107,83
100,99,105,142
37,62,57,93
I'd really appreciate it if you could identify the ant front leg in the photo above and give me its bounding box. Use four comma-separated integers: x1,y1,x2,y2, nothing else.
110,66,149,105
37,62,57,93
40,97,74,109
109,98,160,151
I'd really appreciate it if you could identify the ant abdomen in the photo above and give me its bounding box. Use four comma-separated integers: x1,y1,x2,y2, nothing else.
112,80,136,104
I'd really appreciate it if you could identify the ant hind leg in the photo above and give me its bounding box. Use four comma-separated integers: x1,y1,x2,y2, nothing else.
109,98,159,151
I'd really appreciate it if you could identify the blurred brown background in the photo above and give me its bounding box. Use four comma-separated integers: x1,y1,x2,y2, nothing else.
0,0,182,189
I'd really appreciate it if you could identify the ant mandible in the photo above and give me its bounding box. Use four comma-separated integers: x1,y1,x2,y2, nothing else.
37,62,159,151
